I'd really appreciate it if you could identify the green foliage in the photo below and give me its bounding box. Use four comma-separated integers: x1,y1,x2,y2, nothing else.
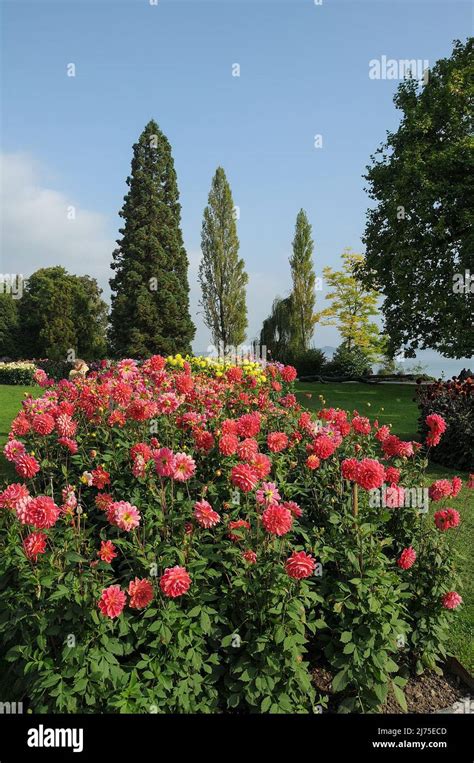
16,267,107,361
289,209,316,352
417,377,474,471
324,342,372,377
199,167,248,352
109,120,195,357
36,360,75,382
260,296,294,361
361,39,474,359
315,249,384,363
0,294,20,358
284,348,326,377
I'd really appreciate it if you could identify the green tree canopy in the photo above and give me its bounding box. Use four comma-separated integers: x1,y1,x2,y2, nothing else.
314,249,385,363
0,293,20,358
260,295,294,361
109,120,195,357
199,167,248,352
360,38,473,358
17,267,108,361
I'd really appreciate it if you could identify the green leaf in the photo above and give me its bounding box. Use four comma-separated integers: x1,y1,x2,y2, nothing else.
274,626,285,644
340,631,352,643
332,669,349,692
228,694,240,708
73,677,88,693
392,681,408,712
41,673,62,688
261,696,271,712
200,611,211,634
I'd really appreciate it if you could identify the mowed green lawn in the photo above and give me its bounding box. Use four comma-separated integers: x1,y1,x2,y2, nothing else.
0,382,472,671
296,381,420,441
0,385,40,482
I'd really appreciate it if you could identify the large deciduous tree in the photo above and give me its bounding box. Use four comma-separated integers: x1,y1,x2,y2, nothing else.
199,167,248,353
260,296,293,361
17,267,108,360
109,120,195,357
289,209,316,352
360,39,473,359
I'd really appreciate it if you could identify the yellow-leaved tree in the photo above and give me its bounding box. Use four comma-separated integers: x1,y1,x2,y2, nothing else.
314,249,386,364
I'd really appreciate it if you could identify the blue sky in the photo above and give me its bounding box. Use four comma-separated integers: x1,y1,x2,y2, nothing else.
1,0,471,369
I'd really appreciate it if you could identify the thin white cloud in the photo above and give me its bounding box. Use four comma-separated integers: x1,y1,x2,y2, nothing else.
0,152,114,288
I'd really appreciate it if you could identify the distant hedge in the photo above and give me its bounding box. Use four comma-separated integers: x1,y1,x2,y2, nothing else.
0,362,36,385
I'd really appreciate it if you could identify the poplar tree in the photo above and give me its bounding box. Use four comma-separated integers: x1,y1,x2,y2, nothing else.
199,167,248,353
289,209,316,352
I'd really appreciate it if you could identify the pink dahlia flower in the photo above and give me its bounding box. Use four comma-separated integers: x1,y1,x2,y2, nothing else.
159,566,191,598
98,585,126,618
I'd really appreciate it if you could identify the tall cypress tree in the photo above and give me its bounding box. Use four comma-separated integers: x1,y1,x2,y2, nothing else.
109,120,195,357
199,166,248,353
289,209,316,352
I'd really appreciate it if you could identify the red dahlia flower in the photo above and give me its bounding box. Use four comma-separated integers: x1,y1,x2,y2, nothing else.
434,508,461,531
91,465,110,489
24,496,60,529
262,504,293,536
397,547,417,569
3,439,26,463
355,458,385,490
219,433,239,456
231,463,259,493
267,432,289,453
428,479,453,502
15,454,40,479
281,365,297,383
442,591,462,609
98,585,126,618
23,531,48,561
98,540,117,563
31,413,55,436
159,566,191,598
341,458,359,481
128,577,154,609
194,499,220,528
285,551,316,579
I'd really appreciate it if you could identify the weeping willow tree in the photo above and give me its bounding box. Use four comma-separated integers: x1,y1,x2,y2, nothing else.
260,296,293,361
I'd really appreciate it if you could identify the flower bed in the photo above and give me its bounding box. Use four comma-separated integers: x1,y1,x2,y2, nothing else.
0,356,467,713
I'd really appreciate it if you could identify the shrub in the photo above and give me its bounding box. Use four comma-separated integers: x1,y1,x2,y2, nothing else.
417,377,474,471
35,359,75,382
323,342,372,377
0,355,464,713
280,348,326,378
0,361,36,385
